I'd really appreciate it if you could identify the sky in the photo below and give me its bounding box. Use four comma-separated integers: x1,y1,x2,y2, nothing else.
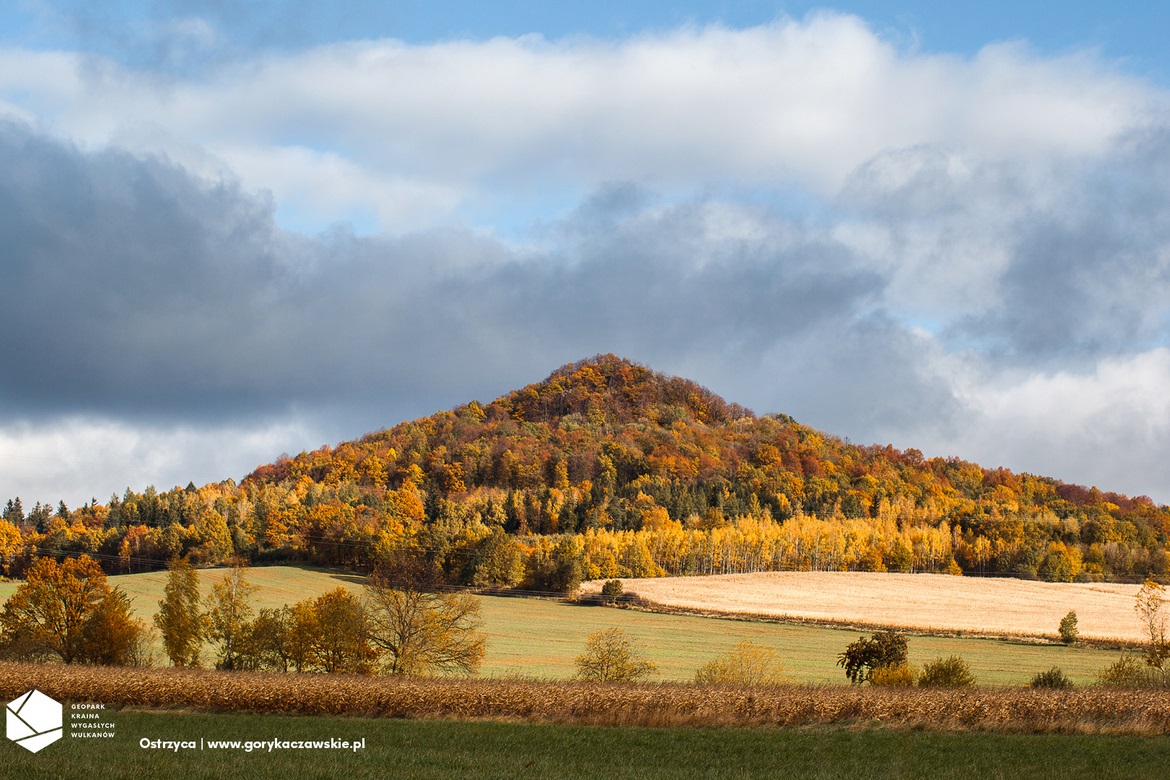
2,1,1170,507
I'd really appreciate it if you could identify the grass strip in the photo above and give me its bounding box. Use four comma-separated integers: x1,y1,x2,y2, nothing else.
5,710,1170,780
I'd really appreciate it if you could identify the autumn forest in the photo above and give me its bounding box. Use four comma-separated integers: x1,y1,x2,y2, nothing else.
1,355,1167,590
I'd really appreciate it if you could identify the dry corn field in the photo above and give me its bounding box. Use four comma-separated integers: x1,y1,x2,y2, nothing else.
580,572,1147,642
3,662,1170,735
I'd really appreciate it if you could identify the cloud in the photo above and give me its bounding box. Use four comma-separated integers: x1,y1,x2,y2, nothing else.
1,13,1162,233
923,349,1170,502
0,121,288,418
0,415,325,508
2,13,1170,505
837,131,1170,365
4,109,1170,502
963,131,1170,362
0,117,903,418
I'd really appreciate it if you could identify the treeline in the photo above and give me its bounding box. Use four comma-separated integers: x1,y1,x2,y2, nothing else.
0,554,486,676
1,354,1168,586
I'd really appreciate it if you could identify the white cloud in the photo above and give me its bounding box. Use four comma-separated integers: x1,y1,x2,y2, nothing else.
911,349,1170,502
0,416,327,508
0,14,1162,232
222,144,468,234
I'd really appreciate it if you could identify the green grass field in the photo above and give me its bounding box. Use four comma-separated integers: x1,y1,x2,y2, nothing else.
4,709,1170,780
0,566,1128,685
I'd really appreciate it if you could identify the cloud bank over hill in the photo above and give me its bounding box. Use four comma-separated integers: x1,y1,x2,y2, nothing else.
1,11,1169,504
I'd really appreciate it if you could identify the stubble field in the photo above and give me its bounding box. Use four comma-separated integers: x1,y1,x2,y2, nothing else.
580,571,1146,642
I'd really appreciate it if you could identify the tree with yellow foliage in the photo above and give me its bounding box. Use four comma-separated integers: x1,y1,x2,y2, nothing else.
204,557,256,671
694,639,785,687
154,556,207,668
1136,578,1169,681
364,559,486,676
574,626,657,682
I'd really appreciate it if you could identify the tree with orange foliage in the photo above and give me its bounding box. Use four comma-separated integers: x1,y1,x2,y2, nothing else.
0,554,149,665
307,587,377,674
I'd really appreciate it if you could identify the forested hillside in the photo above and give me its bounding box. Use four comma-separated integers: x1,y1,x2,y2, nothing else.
2,355,1167,588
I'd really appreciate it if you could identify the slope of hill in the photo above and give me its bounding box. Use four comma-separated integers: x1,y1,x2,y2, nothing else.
1,354,1168,589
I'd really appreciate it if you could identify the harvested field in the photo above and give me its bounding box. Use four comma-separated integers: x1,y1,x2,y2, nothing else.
580,572,1146,642
2,662,1169,735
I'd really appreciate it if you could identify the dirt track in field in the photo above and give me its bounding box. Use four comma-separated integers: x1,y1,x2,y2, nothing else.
580,572,1147,642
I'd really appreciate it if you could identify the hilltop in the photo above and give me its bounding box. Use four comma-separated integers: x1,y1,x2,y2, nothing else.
2,354,1168,588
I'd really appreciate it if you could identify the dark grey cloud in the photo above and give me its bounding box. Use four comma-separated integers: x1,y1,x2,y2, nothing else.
841,134,1170,366
4,120,1170,502
0,122,285,419
973,133,1170,362
1,121,955,445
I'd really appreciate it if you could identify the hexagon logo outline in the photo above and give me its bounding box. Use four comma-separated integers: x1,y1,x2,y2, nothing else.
6,689,63,753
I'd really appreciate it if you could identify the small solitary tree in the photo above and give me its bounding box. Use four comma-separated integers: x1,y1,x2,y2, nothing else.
1058,611,1079,646
154,556,207,668
575,627,656,682
837,630,908,684
600,579,624,605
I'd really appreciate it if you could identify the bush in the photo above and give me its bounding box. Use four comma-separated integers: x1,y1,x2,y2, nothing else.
869,662,916,687
837,630,908,684
1058,611,1078,645
1030,666,1073,689
1096,655,1150,687
694,639,785,687
575,627,657,682
918,656,975,688
600,579,623,605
